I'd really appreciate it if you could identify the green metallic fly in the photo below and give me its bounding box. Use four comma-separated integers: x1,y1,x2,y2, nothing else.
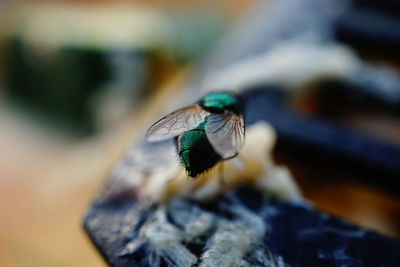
146,91,245,178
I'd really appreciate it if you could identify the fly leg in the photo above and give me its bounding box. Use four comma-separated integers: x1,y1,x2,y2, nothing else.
218,152,239,189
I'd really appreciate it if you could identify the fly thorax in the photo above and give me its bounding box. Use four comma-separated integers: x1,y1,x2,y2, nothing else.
200,91,244,115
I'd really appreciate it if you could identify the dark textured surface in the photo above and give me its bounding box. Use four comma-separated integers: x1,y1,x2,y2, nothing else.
84,186,400,266
263,202,400,267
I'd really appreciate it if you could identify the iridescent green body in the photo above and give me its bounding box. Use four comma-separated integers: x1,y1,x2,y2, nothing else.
177,120,221,177
176,92,244,177
199,91,244,115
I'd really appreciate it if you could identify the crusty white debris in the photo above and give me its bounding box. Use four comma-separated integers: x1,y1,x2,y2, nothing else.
125,198,287,267
100,121,303,204
199,204,267,267
99,122,297,266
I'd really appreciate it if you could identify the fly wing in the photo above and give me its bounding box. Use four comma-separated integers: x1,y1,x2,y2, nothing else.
146,104,208,142
204,111,245,159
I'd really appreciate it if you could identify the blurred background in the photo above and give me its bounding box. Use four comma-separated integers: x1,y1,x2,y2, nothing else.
0,0,399,266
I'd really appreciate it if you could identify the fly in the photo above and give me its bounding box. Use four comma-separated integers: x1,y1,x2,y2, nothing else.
146,91,245,178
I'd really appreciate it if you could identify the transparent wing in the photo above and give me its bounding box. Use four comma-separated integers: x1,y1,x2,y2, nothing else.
146,104,208,142
204,112,245,159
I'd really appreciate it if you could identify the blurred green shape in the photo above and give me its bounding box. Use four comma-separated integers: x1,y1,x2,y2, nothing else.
5,38,153,134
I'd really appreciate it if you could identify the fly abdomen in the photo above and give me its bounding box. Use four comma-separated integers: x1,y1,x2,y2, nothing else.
177,123,221,178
